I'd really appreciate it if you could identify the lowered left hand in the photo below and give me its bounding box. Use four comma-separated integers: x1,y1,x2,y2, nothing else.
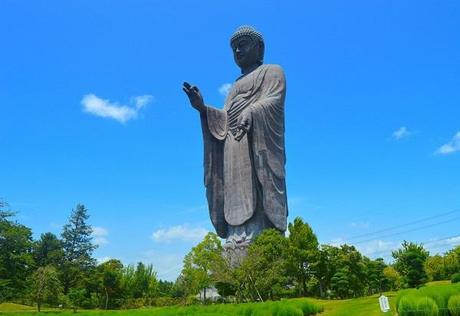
235,109,252,141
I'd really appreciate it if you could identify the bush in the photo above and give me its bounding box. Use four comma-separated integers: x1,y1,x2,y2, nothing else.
398,295,438,316
452,273,460,284
449,295,460,316
419,284,460,316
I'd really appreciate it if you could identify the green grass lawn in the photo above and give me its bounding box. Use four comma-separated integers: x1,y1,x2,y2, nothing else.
309,292,397,316
4,281,455,315
0,294,398,316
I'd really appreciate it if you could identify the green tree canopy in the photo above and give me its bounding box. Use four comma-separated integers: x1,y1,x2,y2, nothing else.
0,200,33,300
286,217,319,296
33,232,65,268
30,265,62,312
392,241,429,288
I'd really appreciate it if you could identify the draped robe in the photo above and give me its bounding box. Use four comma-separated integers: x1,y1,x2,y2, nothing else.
200,64,288,239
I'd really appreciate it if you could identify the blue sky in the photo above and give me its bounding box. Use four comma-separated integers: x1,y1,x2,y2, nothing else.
1,1,459,280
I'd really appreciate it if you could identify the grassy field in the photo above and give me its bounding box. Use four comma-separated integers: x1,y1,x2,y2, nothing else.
0,299,323,316
0,294,398,316
6,282,458,315
310,292,397,316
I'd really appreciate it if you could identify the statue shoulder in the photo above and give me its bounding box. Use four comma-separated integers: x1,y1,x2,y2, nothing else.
262,64,285,81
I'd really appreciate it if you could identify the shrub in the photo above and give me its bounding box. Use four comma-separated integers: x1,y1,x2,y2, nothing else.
419,284,460,316
398,295,438,316
452,273,460,284
449,295,460,316
396,289,419,310
398,295,418,316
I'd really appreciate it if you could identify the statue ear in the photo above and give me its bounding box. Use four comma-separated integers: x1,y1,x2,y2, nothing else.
258,42,265,63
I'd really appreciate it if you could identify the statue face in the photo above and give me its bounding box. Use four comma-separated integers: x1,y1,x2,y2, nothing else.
231,35,261,70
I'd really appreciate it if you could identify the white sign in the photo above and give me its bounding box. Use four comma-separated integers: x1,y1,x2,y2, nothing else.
379,295,390,313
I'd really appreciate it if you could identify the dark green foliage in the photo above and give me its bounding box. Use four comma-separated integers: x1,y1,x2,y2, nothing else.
67,288,86,312
61,204,97,267
285,217,319,297
60,204,97,294
33,232,65,268
393,241,429,288
365,258,389,294
0,201,33,301
452,273,460,284
240,229,289,301
329,244,366,298
30,265,62,312
97,259,124,309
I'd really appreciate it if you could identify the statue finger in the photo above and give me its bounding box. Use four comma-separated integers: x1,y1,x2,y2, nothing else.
183,82,192,89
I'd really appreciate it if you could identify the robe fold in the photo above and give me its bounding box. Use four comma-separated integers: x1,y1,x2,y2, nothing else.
201,64,288,239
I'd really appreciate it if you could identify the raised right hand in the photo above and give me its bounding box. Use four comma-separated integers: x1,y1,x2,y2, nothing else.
183,82,206,113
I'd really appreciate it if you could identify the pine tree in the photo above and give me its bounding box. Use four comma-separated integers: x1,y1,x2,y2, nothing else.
61,204,97,293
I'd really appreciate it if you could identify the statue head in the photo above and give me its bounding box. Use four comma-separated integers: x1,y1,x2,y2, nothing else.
230,25,265,70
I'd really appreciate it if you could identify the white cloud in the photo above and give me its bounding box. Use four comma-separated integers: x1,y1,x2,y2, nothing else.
392,127,412,140
436,132,460,155
81,93,153,123
446,236,460,246
357,240,397,257
92,226,109,246
152,225,209,243
218,83,232,97
132,95,154,109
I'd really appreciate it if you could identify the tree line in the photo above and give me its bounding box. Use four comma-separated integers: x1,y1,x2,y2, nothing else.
1,199,459,310
0,200,177,310
178,217,460,302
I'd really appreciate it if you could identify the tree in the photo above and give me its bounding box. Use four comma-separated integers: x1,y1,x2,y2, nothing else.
177,233,224,302
444,246,460,278
157,280,175,297
365,258,388,294
425,255,446,281
316,244,340,298
383,266,402,291
285,217,319,296
31,265,62,312
331,266,352,299
238,229,289,301
329,245,366,298
33,232,64,268
61,204,97,293
0,200,34,300
97,259,124,309
68,288,86,313
392,241,429,288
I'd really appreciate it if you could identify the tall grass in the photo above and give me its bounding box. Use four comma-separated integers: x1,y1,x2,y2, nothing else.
448,295,460,316
398,295,438,316
396,283,460,316
0,299,322,316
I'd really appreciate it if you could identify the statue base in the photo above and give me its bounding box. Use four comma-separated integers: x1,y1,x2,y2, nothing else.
223,240,250,268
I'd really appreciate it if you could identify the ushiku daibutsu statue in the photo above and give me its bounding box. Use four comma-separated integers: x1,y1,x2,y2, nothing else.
183,25,288,257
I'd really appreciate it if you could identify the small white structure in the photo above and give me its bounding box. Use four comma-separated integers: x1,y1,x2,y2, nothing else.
379,295,390,313
197,287,221,302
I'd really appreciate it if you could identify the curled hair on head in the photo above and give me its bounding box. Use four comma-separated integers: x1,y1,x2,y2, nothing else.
230,25,265,64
